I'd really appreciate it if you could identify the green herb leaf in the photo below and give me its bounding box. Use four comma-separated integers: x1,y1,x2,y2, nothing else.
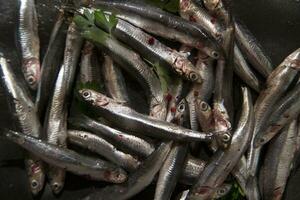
73,15,93,30
83,9,94,22
94,9,118,33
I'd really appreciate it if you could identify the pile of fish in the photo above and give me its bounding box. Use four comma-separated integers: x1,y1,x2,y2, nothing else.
1,0,300,199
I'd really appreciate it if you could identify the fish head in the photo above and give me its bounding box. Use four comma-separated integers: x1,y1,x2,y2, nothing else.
22,58,40,90
174,56,202,83
189,186,215,200
25,160,45,195
287,48,300,70
172,98,189,126
213,183,232,198
103,168,127,184
196,99,212,116
203,0,220,11
78,89,110,107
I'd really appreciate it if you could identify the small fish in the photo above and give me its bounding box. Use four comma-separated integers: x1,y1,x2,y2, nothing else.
35,11,69,121
78,89,216,142
102,55,130,104
68,114,155,158
44,22,83,194
19,0,41,90
82,142,172,200
67,130,140,171
86,0,222,58
0,54,45,195
259,121,298,200
1,129,127,183
188,87,254,199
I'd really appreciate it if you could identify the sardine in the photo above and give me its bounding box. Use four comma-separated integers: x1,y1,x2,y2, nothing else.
19,0,41,90
68,114,155,158
82,142,172,200
1,129,127,183
67,130,140,171
102,55,130,104
85,0,222,58
259,121,298,200
247,48,300,182
35,11,69,121
0,54,45,195
44,22,83,194
188,87,254,200
234,18,273,77
78,89,216,142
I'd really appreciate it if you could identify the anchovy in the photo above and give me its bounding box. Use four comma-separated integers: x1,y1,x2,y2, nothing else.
234,18,273,78
75,20,165,114
82,142,172,200
67,130,140,171
68,114,155,158
0,54,45,195
195,99,214,132
44,22,83,194
202,0,231,27
154,99,189,200
247,48,300,185
180,156,206,185
79,41,103,85
109,18,202,83
102,55,130,104
234,45,262,92
188,87,254,199
35,11,69,121
19,0,41,90
2,129,127,183
78,89,216,142
255,81,300,147
84,0,222,58
259,121,298,200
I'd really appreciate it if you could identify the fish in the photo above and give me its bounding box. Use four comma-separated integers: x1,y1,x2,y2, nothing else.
154,99,189,200
79,41,103,86
188,87,254,199
67,130,140,171
35,10,69,121
202,0,231,27
0,54,45,195
19,0,41,90
1,129,127,183
83,0,222,58
43,22,83,194
254,81,300,147
82,142,172,200
234,18,273,78
233,44,262,92
102,55,130,104
247,48,300,184
195,99,214,132
68,114,155,158
78,89,217,142
259,121,298,200
109,18,202,83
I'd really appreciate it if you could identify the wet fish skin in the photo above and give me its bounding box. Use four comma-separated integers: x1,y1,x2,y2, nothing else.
102,55,130,104
188,87,254,200
234,18,273,78
180,156,206,185
35,11,69,121
68,114,155,158
255,81,300,147
67,130,140,171
2,129,127,183
44,22,83,194
259,121,298,200
86,0,222,58
79,41,103,85
154,98,189,200
78,89,215,142
0,54,45,195
202,0,231,27
19,0,41,90
111,18,202,83
195,99,214,132
82,142,172,200
247,48,300,180
233,44,262,92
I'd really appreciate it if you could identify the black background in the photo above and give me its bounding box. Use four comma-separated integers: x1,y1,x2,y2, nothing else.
0,0,299,199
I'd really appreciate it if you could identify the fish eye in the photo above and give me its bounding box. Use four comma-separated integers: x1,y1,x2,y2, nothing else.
83,134,88,139
82,90,91,99
222,133,231,142
200,102,209,111
212,51,219,59
31,180,38,188
27,76,36,84
178,103,185,112
259,138,265,144
189,72,198,81
218,188,225,194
